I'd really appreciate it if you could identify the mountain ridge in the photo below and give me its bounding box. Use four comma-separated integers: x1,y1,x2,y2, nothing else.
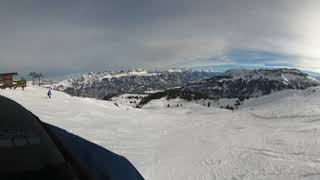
138,68,320,107
52,69,220,100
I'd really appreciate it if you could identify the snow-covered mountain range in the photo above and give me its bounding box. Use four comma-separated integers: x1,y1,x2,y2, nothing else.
186,68,319,98
52,69,220,100
52,68,320,110
138,68,320,107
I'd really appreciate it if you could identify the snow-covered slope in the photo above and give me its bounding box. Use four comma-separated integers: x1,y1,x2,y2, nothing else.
2,86,320,180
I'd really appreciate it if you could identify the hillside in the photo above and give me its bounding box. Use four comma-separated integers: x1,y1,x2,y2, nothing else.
1,85,320,179
138,68,320,108
52,69,219,100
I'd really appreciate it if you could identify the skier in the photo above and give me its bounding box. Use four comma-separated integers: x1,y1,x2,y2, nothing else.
47,88,52,99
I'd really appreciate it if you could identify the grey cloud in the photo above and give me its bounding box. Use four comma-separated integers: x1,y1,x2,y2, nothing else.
0,0,319,77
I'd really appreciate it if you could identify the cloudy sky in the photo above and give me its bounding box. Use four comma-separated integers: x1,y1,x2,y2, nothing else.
0,0,319,78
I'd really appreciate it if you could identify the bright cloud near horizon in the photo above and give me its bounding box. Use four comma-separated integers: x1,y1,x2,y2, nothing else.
0,0,320,78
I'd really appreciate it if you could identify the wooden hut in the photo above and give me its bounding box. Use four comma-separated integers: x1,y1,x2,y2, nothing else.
0,73,18,81
0,73,26,90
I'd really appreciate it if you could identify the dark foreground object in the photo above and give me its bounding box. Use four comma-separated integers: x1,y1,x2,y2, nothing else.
0,95,144,180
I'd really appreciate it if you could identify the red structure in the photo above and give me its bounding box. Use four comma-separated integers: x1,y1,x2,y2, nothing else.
0,73,18,81
0,73,26,90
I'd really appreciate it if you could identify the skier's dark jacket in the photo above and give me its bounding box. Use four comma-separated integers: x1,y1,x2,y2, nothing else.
0,95,144,180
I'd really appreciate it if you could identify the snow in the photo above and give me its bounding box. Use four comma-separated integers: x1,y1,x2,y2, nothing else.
307,76,320,82
224,69,320,85
110,94,147,108
100,71,160,81
45,123,143,180
2,86,320,179
168,69,183,73
51,69,161,91
51,79,74,91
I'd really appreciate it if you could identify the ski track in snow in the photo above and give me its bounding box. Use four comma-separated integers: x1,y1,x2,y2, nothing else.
2,86,320,180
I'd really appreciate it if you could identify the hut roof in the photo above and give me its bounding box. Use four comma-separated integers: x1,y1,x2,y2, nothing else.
0,73,18,76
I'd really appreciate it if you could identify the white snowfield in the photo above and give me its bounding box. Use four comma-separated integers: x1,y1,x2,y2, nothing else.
2,86,320,180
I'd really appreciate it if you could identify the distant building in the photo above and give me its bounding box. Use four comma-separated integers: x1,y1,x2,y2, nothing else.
0,72,18,81
0,73,26,90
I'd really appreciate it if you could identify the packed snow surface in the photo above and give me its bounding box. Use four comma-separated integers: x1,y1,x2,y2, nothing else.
2,86,320,180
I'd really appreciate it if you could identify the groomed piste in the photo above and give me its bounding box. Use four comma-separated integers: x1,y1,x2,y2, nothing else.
0,93,144,180
2,85,320,180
